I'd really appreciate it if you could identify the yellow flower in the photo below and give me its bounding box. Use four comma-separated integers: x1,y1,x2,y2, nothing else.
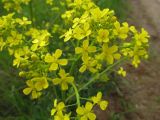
51,99,65,116
90,8,109,21
45,49,68,71
16,17,31,26
72,12,89,28
117,67,126,77
73,22,91,40
26,29,50,51
23,77,48,99
53,69,74,91
114,21,129,40
91,92,108,110
134,28,149,46
7,31,23,47
79,55,97,73
101,44,121,64
61,10,74,19
31,32,50,51
132,46,148,68
97,29,109,43
51,99,71,120
34,77,49,91
13,47,29,68
75,40,96,57
23,80,41,99
76,102,96,120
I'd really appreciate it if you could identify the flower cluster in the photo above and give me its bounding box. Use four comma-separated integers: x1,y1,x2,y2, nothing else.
0,0,149,119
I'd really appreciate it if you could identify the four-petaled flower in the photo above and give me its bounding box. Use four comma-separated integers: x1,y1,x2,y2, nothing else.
91,92,108,110
75,40,96,57
45,49,68,71
113,21,129,40
73,22,91,40
100,44,121,64
79,55,98,73
117,67,126,77
52,69,74,91
23,77,48,99
97,29,109,43
51,99,65,116
76,102,96,120
51,99,70,120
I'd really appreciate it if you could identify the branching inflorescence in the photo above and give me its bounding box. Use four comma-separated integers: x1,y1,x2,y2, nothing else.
0,0,149,119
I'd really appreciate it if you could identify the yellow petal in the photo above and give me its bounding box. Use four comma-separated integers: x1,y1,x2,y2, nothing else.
88,46,96,53
32,91,37,99
26,80,34,87
23,88,32,95
31,44,38,51
51,108,56,116
53,78,61,85
83,40,89,49
85,102,93,111
57,102,65,110
76,107,85,115
58,69,66,78
114,53,121,60
99,100,108,110
66,77,74,83
81,116,88,120
35,82,43,91
55,49,62,59
87,112,96,120
97,92,102,100
49,63,58,71
43,78,49,89
75,47,83,54
61,82,68,90
109,45,118,53
79,65,87,73
58,59,68,66
45,53,53,63
106,55,113,64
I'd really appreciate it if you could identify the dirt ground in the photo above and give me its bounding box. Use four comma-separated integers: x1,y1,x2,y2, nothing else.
124,0,160,120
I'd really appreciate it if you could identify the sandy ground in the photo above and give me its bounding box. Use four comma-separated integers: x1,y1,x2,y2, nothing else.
124,0,160,120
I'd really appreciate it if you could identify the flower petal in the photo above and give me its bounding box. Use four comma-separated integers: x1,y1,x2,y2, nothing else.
99,100,108,110
87,112,96,120
49,63,58,71
55,49,62,58
23,88,32,95
58,59,68,66
85,102,93,111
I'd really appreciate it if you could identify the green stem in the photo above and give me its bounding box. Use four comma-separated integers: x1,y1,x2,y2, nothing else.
69,55,81,75
66,57,128,103
80,97,91,101
65,103,77,107
71,83,80,107
53,86,58,98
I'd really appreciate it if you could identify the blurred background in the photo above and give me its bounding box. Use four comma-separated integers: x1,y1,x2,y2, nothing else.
0,0,160,120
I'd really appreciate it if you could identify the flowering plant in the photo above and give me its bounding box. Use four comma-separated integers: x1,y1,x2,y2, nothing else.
0,0,149,119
